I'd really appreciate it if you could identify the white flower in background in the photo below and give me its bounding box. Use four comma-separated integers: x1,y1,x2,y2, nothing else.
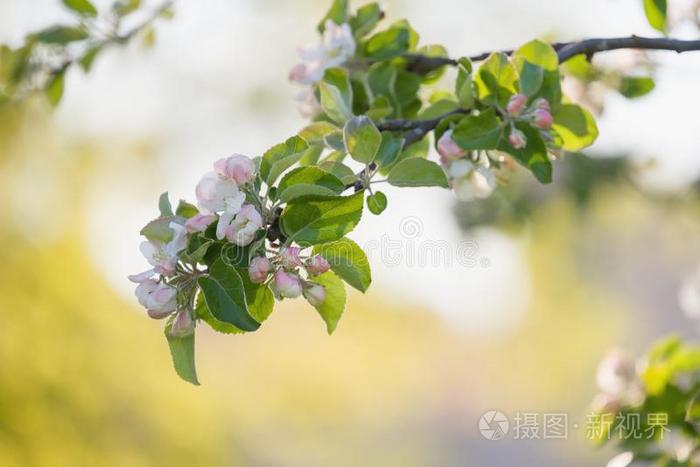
129,277,177,319
436,129,467,166
185,213,216,233
195,171,246,240
447,159,497,202
606,452,634,467
225,204,263,246
594,349,645,410
289,20,356,85
134,222,188,277
679,265,700,319
294,87,322,119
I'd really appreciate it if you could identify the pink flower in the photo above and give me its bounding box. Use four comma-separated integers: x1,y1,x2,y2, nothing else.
138,222,188,277
170,309,195,337
289,20,355,86
532,108,553,129
133,278,177,319
185,213,216,233
437,129,467,165
279,246,302,269
448,160,496,202
225,204,263,246
294,87,322,118
506,93,528,116
508,128,527,149
274,270,302,298
213,154,256,185
306,255,330,275
248,256,272,284
195,171,245,214
303,283,326,306
533,98,550,112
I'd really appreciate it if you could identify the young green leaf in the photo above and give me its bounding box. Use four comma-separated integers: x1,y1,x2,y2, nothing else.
551,103,599,151
140,216,178,243
387,158,449,188
375,132,405,169
618,76,655,98
158,192,173,217
62,0,98,16
367,191,388,215
260,136,309,185
310,271,346,334
281,192,364,246
475,52,518,106
499,124,552,183
46,70,65,107
313,237,372,292
643,0,667,33
318,161,357,185
196,292,244,335
350,2,382,38
364,25,411,60
176,200,198,218
164,322,199,385
33,25,88,44
343,115,382,164
277,166,345,203
451,109,503,150
320,67,353,124
197,259,261,332
518,61,544,97
512,40,562,111
317,0,349,32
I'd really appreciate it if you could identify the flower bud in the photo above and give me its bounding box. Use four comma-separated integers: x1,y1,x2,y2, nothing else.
303,283,326,306
288,63,309,84
170,309,195,337
274,271,302,298
532,108,553,129
533,98,550,112
134,279,177,319
436,129,467,165
306,255,331,275
279,246,302,270
248,256,272,284
508,128,527,149
506,93,528,116
214,154,256,185
185,213,217,233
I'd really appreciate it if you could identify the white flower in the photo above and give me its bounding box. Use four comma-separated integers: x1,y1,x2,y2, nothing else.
679,265,700,319
594,349,645,408
606,452,633,467
194,171,246,240
137,222,188,277
448,159,497,202
294,87,322,119
225,204,263,246
213,154,256,185
132,278,177,319
289,20,356,86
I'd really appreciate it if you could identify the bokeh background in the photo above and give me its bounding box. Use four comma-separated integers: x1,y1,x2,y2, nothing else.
2,0,700,465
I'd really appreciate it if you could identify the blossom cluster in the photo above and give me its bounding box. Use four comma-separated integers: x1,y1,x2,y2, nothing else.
129,153,330,334
504,94,554,149
591,349,645,414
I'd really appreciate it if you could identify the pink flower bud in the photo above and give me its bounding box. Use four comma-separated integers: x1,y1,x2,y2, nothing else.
134,279,177,319
533,98,550,112
508,129,527,149
279,246,302,270
185,213,216,233
248,256,272,284
506,93,528,116
274,270,302,298
303,283,326,306
213,154,256,185
532,108,553,129
288,63,309,84
306,255,330,275
436,129,467,164
170,309,195,337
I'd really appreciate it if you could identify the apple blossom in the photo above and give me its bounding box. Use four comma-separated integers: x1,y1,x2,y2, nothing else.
248,256,272,284
170,309,195,337
214,154,256,185
508,128,527,149
594,349,644,407
279,246,302,269
679,266,700,319
532,108,553,129
132,278,177,319
138,221,188,276
274,270,302,298
289,20,355,85
533,98,550,112
303,283,326,306
436,129,467,165
294,87,322,118
185,213,216,233
448,159,496,202
195,171,246,240
506,93,528,116
225,204,263,246
306,255,330,276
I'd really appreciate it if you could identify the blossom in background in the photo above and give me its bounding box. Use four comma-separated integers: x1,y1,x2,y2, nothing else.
679,265,700,319
436,129,467,166
447,159,496,202
592,349,644,412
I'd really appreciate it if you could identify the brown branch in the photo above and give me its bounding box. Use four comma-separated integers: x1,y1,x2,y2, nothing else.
404,35,700,75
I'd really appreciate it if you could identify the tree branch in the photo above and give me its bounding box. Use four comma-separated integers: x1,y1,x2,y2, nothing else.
404,35,700,74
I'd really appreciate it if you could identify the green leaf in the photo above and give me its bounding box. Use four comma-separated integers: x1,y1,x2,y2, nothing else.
643,0,667,33
366,95,393,120
298,121,338,145
416,44,449,84
367,191,387,215
112,0,141,16
310,271,346,334
158,192,173,217
314,238,372,292
164,322,199,385
260,136,309,185
350,2,382,38
375,132,405,169
33,25,88,44
455,66,475,108
343,115,381,164
451,109,504,150
364,25,411,60
418,99,458,120
518,61,544,97
62,0,97,16
278,166,344,202
183,234,214,264
320,67,353,124
318,0,349,32
79,46,101,72
318,161,357,185
499,124,552,183
618,76,655,98
140,216,178,243
551,103,599,152
196,292,244,334
237,268,274,323
197,259,261,332
387,158,449,188
46,70,65,107
281,192,364,246
512,40,561,111
475,52,518,106
175,200,198,218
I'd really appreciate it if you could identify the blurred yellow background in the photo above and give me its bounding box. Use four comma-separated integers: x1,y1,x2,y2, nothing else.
2,0,700,465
